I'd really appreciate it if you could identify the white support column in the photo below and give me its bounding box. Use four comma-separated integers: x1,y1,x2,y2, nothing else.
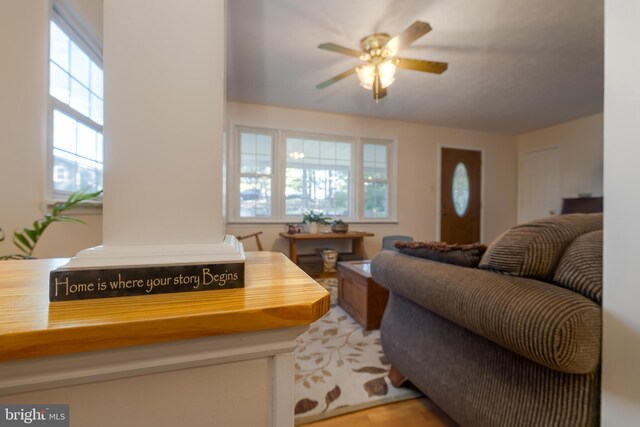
271,353,296,427
62,0,242,268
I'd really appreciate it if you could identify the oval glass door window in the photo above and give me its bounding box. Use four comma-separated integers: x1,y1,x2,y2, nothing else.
452,162,470,217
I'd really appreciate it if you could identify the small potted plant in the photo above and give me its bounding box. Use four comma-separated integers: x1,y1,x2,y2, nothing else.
302,210,331,234
331,219,349,233
1,189,103,260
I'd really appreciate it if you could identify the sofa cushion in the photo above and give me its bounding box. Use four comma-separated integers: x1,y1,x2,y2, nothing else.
372,251,602,374
394,241,487,268
478,213,603,281
553,230,603,304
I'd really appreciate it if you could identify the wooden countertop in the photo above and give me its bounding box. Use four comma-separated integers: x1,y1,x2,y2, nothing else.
278,231,374,240
0,252,329,362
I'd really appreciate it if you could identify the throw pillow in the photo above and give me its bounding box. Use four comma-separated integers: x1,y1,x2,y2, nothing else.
478,213,602,281
394,241,487,268
553,230,603,304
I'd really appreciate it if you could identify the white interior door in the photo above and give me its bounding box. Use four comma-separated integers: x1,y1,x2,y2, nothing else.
518,147,561,223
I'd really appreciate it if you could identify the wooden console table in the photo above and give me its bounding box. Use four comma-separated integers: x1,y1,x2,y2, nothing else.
279,231,375,264
0,253,329,427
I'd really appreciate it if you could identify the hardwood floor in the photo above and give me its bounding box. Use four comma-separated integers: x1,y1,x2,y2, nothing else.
301,397,458,427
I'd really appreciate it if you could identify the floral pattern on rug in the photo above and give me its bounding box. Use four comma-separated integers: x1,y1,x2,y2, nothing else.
294,278,421,424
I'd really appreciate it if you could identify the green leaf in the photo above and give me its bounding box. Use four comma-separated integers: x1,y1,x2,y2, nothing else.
23,228,39,245
13,236,31,255
13,232,33,250
1,189,102,260
0,254,29,260
55,216,85,224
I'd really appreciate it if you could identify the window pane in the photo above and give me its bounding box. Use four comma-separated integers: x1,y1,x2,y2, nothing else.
70,78,90,116
240,133,256,154
452,162,470,217
96,133,103,163
240,176,271,217
77,158,102,193
90,61,103,98
363,144,388,180
285,138,352,217
238,130,273,217
50,63,70,103
363,143,389,218
90,94,103,125
53,149,78,193
53,110,77,153
50,19,103,196
364,181,388,218
50,22,69,71
240,132,271,174
70,42,90,86
77,123,97,160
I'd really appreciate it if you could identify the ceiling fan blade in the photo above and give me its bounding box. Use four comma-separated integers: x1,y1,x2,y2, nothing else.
316,68,357,89
384,21,432,56
318,42,362,58
396,58,448,74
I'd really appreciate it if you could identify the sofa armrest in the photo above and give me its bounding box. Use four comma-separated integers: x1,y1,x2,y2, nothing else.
371,251,601,374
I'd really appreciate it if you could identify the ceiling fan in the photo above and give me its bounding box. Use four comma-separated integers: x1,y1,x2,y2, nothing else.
316,21,448,101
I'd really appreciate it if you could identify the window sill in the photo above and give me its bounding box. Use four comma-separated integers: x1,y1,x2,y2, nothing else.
42,200,103,216
226,219,398,226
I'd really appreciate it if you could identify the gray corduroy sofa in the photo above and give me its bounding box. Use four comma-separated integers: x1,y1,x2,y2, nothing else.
371,213,603,427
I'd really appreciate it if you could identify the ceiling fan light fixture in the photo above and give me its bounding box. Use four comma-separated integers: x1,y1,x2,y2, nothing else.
316,21,446,101
356,60,396,91
356,63,376,90
377,60,396,88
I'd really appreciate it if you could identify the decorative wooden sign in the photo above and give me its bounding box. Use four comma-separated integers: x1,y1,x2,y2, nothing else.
49,262,244,302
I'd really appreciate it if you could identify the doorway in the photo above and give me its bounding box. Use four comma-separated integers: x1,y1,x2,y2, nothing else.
440,148,482,244
518,147,561,224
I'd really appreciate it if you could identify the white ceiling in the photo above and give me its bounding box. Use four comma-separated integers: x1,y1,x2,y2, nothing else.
226,0,603,134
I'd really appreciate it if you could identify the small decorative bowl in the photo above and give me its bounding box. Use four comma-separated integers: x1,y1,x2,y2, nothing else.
331,221,349,233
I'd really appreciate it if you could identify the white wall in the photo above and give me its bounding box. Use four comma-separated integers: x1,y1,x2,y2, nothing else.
0,0,103,259
602,0,640,424
226,102,518,258
517,113,603,198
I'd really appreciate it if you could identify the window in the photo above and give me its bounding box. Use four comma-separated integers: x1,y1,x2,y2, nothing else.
363,140,390,218
285,136,352,217
49,14,103,197
231,128,395,222
238,128,274,218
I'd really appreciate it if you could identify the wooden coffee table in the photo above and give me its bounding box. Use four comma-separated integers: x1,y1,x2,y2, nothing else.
337,260,389,330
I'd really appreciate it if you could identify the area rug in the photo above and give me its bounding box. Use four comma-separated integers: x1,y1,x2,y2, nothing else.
294,278,421,425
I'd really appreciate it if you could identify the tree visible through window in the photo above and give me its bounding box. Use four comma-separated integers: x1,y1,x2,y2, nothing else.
363,141,389,218
285,137,351,217
232,128,394,222
238,129,273,218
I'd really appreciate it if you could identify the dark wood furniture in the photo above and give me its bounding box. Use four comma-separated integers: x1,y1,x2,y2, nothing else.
279,231,374,265
562,196,603,214
337,260,389,330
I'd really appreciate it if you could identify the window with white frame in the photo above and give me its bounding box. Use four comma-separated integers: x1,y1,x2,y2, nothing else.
362,140,390,218
49,14,103,197
232,127,395,222
285,135,352,217
238,128,274,218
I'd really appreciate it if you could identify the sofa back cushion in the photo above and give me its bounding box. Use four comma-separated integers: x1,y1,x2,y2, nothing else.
553,230,603,304
478,213,603,281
